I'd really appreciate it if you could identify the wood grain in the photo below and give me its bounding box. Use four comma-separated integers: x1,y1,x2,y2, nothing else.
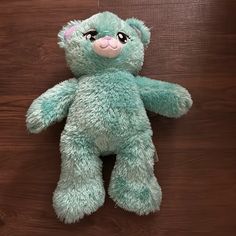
0,0,236,235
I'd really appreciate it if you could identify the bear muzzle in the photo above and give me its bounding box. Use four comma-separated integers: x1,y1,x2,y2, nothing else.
92,36,123,58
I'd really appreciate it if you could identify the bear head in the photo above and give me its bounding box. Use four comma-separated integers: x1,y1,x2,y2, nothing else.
58,12,150,77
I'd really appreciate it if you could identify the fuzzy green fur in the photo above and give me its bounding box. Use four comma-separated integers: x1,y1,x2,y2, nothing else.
26,12,192,223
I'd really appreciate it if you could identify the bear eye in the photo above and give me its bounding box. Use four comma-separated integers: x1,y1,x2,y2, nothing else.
117,32,129,44
83,30,98,41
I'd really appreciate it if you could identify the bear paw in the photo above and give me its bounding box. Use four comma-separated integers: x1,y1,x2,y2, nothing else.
109,176,162,215
53,182,105,223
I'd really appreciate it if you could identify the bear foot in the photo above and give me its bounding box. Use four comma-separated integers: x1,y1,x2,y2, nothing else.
53,181,105,223
109,175,162,215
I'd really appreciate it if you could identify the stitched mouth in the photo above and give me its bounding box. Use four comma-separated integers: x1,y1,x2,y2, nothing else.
99,44,118,50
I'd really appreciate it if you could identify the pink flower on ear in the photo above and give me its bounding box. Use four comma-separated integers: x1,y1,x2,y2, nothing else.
64,25,78,40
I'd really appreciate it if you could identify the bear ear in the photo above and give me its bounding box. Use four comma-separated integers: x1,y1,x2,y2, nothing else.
58,20,81,48
126,18,151,46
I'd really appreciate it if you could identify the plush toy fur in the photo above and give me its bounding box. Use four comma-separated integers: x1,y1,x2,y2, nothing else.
26,12,192,223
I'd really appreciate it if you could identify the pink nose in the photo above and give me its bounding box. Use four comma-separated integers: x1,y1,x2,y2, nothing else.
92,36,123,58
104,36,112,40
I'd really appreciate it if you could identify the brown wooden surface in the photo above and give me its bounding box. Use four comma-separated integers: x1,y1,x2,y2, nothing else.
0,0,236,235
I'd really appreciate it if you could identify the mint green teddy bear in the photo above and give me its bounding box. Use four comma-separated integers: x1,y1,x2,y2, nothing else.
26,12,192,223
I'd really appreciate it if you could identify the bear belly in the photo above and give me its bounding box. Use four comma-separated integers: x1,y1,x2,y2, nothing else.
65,72,151,151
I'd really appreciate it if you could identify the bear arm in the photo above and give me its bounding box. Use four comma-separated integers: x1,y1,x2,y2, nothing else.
26,78,78,133
135,76,192,118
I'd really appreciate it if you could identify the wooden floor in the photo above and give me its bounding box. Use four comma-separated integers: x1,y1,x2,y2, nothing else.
1,0,236,235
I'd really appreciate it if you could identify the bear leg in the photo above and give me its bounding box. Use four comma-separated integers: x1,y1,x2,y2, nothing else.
53,132,105,223
109,131,162,215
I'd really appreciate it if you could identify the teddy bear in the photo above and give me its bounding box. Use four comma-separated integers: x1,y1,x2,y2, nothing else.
26,12,192,223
